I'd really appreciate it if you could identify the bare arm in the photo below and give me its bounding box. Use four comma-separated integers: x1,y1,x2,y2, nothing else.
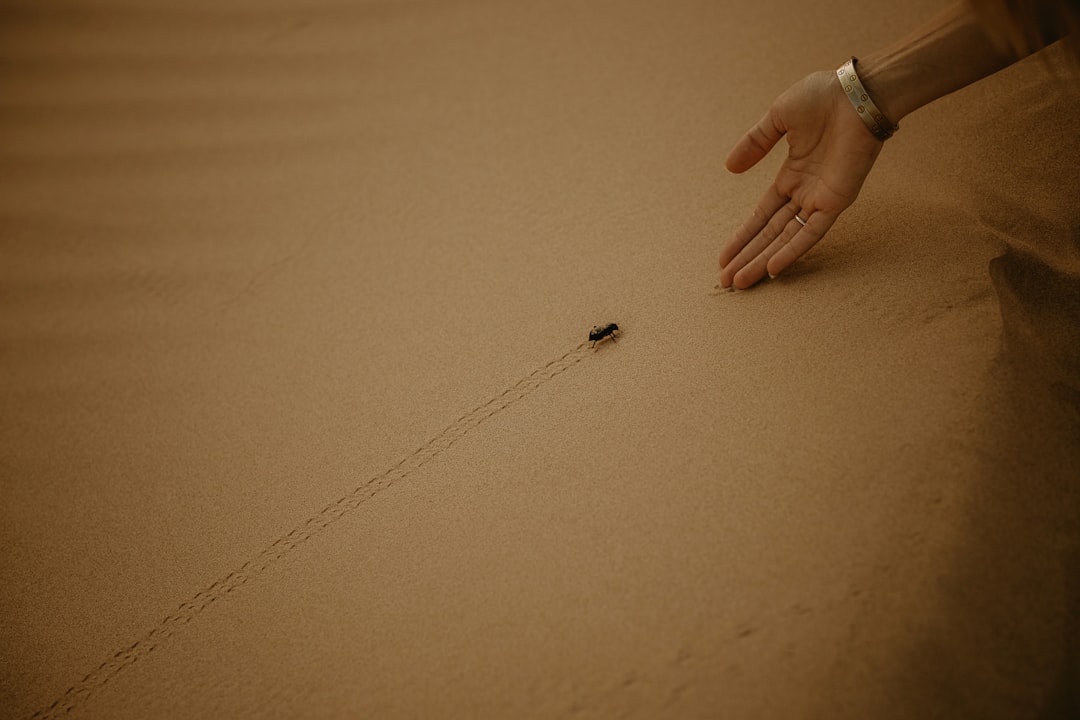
858,2,1020,123
719,1,1039,290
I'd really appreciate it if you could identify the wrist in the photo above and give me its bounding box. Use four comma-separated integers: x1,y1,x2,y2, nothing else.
836,57,900,139
851,53,915,123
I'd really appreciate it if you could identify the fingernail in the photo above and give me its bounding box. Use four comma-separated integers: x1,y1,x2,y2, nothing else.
768,272,776,280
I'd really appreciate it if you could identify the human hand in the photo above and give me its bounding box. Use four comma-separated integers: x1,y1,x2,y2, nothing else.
719,70,884,289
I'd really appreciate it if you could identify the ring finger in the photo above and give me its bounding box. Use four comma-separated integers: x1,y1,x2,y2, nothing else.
727,203,804,286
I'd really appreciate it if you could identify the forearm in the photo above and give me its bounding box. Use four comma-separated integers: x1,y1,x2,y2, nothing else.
856,1,1024,123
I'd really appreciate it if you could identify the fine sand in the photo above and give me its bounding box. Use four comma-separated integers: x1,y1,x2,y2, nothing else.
2,0,1078,718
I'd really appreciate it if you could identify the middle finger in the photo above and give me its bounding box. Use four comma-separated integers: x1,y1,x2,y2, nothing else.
722,200,802,287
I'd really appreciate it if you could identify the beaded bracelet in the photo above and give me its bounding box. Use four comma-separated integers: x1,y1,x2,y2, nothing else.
837,57,898,141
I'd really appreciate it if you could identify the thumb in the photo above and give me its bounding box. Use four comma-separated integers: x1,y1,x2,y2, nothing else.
725,107,785,174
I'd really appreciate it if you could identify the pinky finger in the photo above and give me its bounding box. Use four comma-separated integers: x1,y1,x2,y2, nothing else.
766,210,838,278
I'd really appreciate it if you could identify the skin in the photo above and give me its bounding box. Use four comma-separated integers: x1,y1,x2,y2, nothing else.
719,1,1034,289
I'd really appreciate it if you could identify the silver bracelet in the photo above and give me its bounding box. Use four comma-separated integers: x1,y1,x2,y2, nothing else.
836,57,898,141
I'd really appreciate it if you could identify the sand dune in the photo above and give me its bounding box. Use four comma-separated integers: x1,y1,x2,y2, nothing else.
2,0,1077,718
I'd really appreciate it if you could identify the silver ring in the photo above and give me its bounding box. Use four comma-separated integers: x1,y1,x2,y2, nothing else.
794,214,808,227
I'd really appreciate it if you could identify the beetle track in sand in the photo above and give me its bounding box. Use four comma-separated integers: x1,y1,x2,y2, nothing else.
30,341,594,720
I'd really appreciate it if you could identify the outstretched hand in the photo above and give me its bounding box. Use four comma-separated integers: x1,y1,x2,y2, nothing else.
719,70,884,289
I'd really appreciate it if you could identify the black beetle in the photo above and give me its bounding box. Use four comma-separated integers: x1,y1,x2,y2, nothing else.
588,322,620,348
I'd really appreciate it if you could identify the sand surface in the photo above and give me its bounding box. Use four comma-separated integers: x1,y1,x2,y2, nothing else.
2,0,1078,718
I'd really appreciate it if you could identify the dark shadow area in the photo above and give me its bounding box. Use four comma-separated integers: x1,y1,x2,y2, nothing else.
988,245,1080,719
861,43,1080,718
857,247,1080,720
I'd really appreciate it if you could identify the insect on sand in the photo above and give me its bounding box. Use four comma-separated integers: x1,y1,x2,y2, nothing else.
588,322,620,348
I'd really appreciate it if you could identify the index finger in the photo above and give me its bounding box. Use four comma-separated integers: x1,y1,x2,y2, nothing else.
719,183,788,270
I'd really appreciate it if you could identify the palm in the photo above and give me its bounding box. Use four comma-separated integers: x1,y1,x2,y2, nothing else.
719,71,883,289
